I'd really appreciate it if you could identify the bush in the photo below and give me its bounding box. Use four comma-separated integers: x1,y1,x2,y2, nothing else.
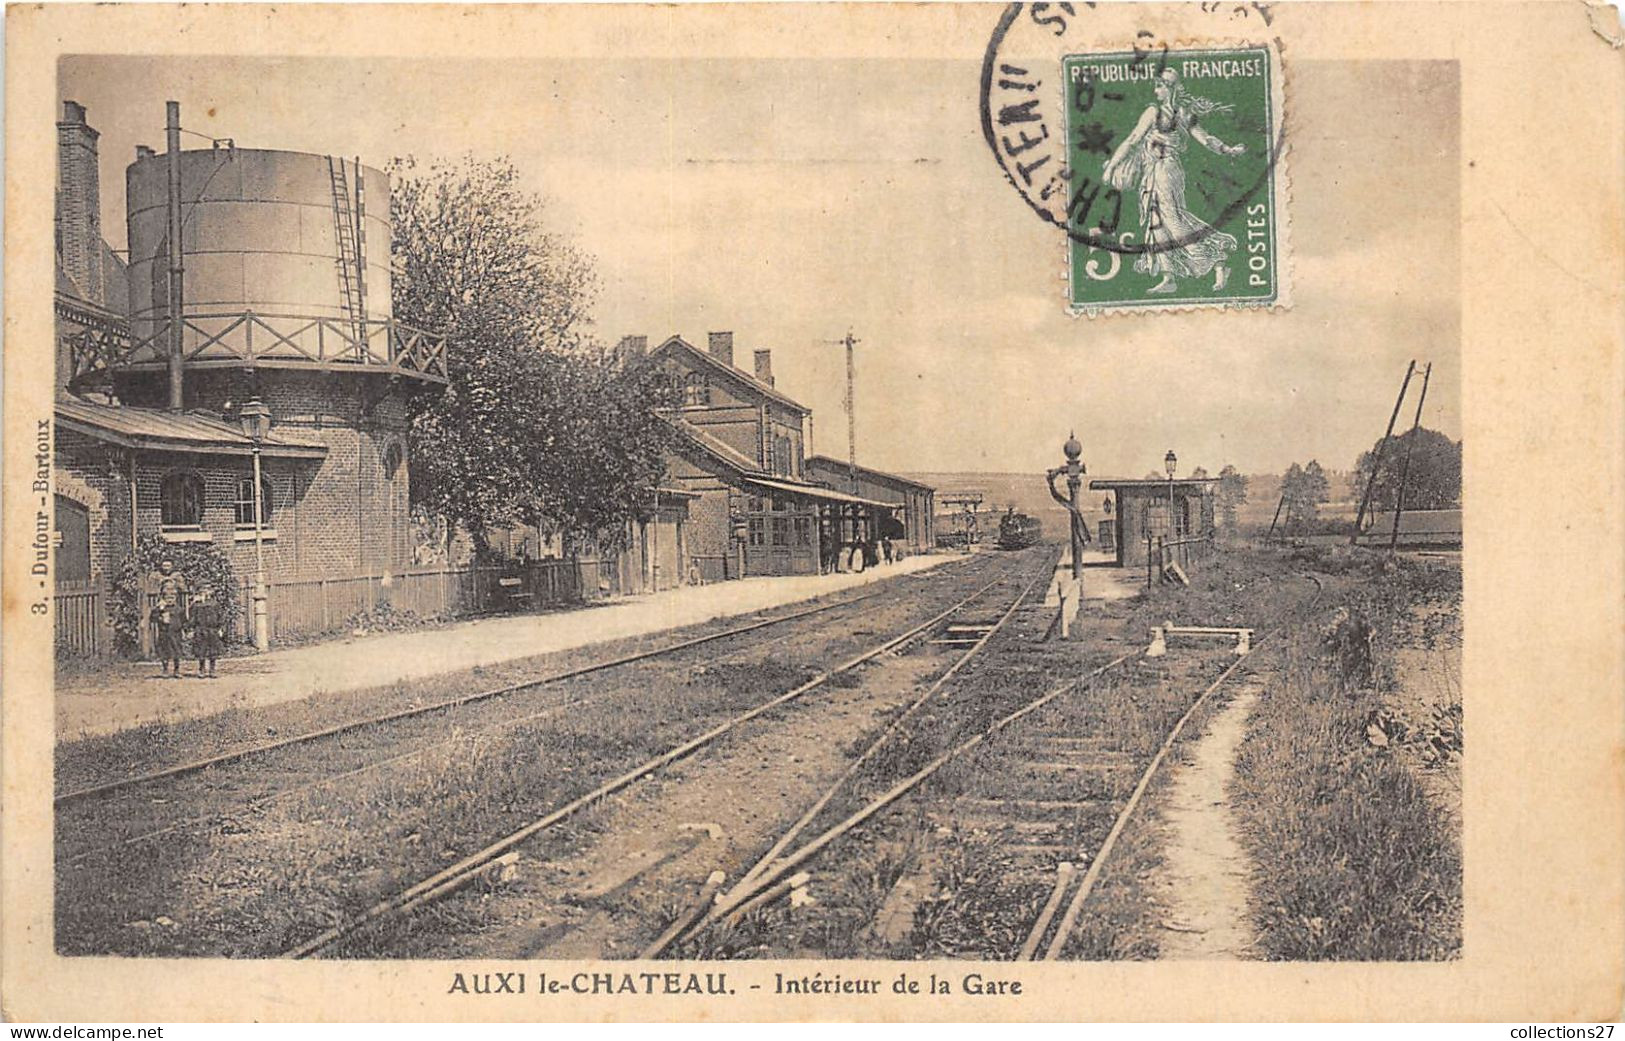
111,534,241,657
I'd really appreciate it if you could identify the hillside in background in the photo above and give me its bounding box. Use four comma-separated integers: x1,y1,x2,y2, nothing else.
910,470,1362,531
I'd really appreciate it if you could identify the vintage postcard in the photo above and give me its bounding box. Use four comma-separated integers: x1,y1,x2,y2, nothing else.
2,0,1622,1025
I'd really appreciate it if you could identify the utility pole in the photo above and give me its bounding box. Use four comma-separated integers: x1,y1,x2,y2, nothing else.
840,330,859,494
1351,360,1417,544
1389,362,1433,551
165,101,185,411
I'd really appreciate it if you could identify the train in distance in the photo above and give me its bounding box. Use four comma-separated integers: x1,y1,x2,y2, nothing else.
995,508,1043,550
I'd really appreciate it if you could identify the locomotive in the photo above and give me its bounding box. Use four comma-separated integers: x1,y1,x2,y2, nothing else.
995,508,1043,550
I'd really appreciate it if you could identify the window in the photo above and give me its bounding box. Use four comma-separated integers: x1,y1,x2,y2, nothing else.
234,475,276,528
683,372,710,407
748,517,766,547
159,471,204,530
793,516,812,547
773,435,793,477
771,517,789,547
383,442,405,479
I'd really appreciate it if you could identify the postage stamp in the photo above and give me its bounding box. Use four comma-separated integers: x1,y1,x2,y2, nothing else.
1063,46,1285,312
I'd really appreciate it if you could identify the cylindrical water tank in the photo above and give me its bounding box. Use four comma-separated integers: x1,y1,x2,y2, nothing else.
125,148,393,339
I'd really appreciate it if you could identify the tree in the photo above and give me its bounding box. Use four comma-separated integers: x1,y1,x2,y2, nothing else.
1189,466,1210,480
391,155,675,551
1353,427,1462,518
1280,460,1330,532
1216,464,1249,532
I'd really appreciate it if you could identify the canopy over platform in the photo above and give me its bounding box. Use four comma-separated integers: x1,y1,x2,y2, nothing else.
745,476,899,511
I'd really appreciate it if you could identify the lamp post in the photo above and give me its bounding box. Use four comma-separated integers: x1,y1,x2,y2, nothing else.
1164,448,1178,538
240,399,272,652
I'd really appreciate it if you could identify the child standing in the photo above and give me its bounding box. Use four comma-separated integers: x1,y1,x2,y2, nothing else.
188,587,226,678
151,597,184,677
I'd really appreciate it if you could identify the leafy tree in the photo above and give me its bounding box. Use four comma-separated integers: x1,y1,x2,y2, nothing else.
390,155,675,551
1190,466,1210,480
1353,427,1462,518
1280,460,1330,532
1216,464,1249,532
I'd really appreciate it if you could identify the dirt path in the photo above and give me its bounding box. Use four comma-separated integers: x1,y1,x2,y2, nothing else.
1149,681,1263,960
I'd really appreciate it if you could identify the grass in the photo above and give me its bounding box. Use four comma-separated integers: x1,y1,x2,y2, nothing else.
1229,552,1462,961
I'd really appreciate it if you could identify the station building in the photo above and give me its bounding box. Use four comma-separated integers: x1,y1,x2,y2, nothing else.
52,101,447,652
641,332,903,579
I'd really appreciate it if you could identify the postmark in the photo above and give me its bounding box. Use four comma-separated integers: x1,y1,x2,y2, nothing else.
981,5,1290,314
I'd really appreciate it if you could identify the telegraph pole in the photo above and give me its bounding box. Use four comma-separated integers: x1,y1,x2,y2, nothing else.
1389,362,1433,550
840,330,859,494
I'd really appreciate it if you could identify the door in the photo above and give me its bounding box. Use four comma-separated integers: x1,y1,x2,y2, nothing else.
55,494,91,584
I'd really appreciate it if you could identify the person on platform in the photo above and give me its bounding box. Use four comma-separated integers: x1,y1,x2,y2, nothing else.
188,587,226,678
151,596,184,677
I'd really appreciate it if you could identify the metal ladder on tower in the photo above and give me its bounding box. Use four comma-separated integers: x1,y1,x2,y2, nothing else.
326,156,367,357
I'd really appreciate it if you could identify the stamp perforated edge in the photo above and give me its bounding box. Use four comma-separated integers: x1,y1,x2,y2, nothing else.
1055,35,1295,319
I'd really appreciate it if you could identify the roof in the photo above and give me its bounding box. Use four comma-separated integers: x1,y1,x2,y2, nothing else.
55,398,328,459
662,417,898,509
663,415,767,476
805,455,936,493
1090,477,1218,491
652,335,810,414
745,477,900,510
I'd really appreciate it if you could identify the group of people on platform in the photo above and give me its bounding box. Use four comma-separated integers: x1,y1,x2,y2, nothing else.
146,558,227,679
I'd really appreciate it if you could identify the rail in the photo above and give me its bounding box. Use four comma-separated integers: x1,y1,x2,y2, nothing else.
66,310,449,388
279,566,1022,957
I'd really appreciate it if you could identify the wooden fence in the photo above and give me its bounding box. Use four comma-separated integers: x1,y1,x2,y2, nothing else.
1145,534,1217,587
55,557,603,659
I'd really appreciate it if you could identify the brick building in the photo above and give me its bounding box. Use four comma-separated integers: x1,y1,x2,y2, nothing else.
805,456,935,555
642,332,898,578
1089,477,1217,567
53,101,446,652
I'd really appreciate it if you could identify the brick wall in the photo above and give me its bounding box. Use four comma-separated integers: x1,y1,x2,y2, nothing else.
101,368,418,581
54,425,131,585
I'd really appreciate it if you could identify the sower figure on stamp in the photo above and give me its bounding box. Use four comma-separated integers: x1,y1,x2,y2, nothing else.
1103,68,1246,295
188,587,226,678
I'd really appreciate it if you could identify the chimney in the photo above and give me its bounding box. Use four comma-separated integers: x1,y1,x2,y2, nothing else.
56,100,104,305
707,331,734,368
753,349,774,386
615,334,648,365
135,145,156,160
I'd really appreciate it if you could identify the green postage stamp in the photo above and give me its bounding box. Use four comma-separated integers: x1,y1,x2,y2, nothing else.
1063,45,1286,313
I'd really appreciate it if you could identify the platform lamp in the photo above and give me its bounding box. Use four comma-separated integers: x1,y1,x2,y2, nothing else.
240,399,272,652
1164,448,1178,535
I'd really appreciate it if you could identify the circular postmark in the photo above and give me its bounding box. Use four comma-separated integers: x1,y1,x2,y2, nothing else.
980,4,1289,309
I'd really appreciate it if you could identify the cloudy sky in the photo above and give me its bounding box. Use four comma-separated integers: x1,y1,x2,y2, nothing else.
62,52,1459,478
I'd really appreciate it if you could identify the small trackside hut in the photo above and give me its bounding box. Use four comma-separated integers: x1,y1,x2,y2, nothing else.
1089,477,1217,567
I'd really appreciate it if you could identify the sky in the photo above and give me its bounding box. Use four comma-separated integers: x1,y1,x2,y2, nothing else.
61,53,1460,479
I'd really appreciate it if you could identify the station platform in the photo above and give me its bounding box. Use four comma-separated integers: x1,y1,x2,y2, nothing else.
1043,547,1146,603
56,554,954,741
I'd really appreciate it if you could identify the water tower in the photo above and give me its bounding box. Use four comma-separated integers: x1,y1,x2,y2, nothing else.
103,113,447,577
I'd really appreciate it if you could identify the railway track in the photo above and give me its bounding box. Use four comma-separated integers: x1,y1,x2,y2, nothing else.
282,551,1054,958
648,570,1326,960
56,560,1015,871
